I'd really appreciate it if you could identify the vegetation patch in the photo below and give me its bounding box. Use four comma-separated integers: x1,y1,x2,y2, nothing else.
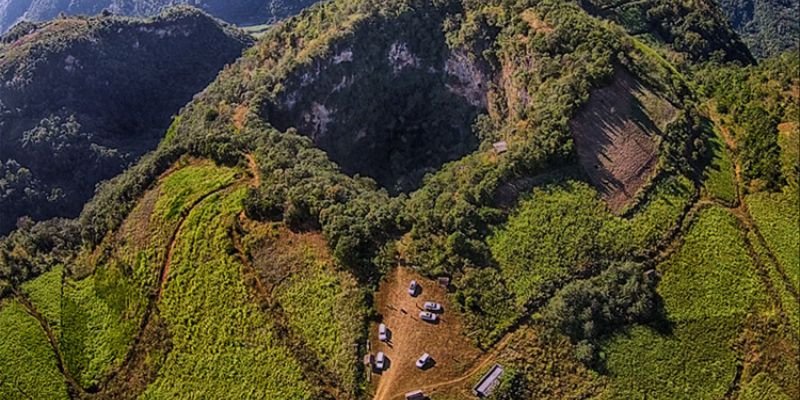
143,188,313,398
602,206,766,399
246,225,365,395
702,119,738,205
746,190,800,292
0,298,69,399
60,163,238,387
489,176,693,308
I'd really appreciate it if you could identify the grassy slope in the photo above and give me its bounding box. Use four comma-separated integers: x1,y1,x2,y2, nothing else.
61,163,238,387
273,247,363,392
20,266,64,337
703,123,738,205
0,299,69,399
142,188,312,398
746,189,800,292
490,175,694,306
602,206,766,399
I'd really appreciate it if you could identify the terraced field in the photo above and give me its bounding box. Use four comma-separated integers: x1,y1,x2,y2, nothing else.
0,160,366,398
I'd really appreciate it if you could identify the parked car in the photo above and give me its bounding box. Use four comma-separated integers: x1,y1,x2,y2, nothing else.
408,280,419,296
405,390,425,400
415,353,432,369
419,311,438,323
423,301,442,312
378,323,389,341
375,351,386,370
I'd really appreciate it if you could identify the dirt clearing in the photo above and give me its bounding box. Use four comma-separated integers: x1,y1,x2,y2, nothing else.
371,268,482,400
570,69,677,213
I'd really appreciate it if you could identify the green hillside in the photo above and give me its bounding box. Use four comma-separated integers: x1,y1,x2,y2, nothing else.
0,0,796,399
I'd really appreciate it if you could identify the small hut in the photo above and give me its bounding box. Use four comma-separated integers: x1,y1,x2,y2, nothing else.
473,364,504,397
493,141,508,154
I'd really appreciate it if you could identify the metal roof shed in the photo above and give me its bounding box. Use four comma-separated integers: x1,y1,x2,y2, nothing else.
473,364,504,397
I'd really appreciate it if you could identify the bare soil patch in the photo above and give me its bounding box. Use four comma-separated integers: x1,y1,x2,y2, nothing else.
371,267,482,400
570,69,677,213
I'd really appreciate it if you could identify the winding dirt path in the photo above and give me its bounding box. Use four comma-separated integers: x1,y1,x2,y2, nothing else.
98,155,260,395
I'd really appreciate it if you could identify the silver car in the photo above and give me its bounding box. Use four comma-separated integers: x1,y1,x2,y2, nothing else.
419,311,438,323
378,323,388,342
408,280,419,296
423,301,442,312
415,353,431,369
375,351,386,370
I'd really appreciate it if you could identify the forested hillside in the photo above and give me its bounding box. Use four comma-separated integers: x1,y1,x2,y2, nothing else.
717,0,799,58
0,0,322,34
0,7,251,234
0,0,796,399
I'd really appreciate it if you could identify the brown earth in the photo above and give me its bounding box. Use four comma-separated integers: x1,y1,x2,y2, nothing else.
570,69,677,213
371,267,483,400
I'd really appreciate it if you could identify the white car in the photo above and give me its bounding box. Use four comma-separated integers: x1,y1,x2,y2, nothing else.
375,351,386,370
378,323,388,342
415,353,431,369
408,280,419,296
419,311,438,323
423,301,442,312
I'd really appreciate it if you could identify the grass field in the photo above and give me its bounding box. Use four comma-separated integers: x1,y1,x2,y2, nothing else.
702,123,738,205
740,372,792,400
490,175,694,306
601,206,766,399
273,249,364,393
61,163,239,387
746,189,800,292
0,298,69,399
142,188,313,398
747,229,800,332
20,266,64,337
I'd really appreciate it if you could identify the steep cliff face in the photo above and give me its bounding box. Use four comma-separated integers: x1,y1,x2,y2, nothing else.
0,0,322,33
262,7,490,193
0,7,251,234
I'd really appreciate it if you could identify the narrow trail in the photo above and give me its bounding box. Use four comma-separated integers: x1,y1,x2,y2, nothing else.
14,290,85,397
99,154,263,396
97,181,238,394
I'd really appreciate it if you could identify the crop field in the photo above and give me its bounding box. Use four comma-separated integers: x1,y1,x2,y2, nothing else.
241,221,365,397
0,298,68,399
747,229,800,332
702,123,738,205
142,188,313,398
740,373,792,400
746,190,800,291
0,159,367,397
490,175,694,305
602,206,766,399
273,250,364,393
20,266,64,337
60,162,239,387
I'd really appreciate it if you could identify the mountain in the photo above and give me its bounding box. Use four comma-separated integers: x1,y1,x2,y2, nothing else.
717,0,799,59
0,0,797,399
0,7,252,234
0,0,322,33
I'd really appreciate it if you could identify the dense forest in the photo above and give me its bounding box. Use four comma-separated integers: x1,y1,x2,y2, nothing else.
0,7,251,234
717,0,799,58
0,0,797,399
